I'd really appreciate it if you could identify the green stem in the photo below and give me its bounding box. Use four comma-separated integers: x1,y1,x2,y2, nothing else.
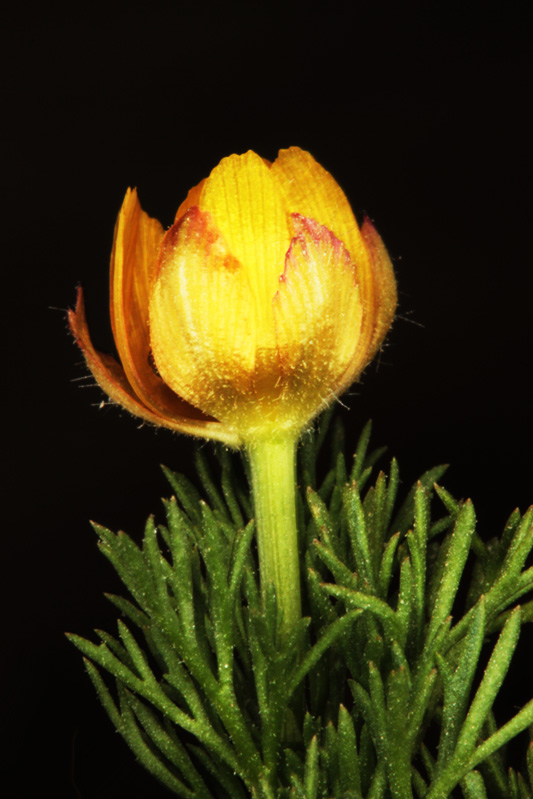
245,431,301,635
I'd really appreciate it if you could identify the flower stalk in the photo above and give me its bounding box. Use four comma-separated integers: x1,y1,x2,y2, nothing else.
245,432,301,635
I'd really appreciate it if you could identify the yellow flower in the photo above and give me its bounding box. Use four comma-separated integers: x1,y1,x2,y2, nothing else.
69,147,396,447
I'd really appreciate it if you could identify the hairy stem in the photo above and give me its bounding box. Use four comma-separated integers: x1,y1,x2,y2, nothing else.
245,432,301,635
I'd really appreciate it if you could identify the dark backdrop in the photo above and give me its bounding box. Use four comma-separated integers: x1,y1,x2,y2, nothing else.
3,1,532,796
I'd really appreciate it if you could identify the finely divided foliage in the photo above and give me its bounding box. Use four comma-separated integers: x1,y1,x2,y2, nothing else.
69,413,533,798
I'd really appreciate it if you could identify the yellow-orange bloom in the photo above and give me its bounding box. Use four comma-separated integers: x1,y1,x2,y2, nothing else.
69,147,396,447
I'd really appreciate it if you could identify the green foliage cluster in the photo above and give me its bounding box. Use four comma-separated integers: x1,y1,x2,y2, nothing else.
69,415,533,798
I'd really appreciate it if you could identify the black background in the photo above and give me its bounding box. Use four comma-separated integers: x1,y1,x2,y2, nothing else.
3,1,532,796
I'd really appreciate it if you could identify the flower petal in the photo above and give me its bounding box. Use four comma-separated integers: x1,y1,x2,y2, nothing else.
270,147,370,269
149,206,256,434
174,178,206,222
199,151,291,343
69,287,237,445
110,188,213,423
361,216,397,358
271,148,381,373
273,215,364,422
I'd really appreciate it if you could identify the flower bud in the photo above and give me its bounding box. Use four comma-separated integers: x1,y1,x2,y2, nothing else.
69,147,396,446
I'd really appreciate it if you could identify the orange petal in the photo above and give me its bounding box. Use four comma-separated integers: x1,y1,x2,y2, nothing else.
110,188,212,423
69,287,238,445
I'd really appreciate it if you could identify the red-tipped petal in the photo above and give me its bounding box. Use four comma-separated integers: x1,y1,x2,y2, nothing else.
361,216,397,358
273,215,364,422
174,178,206,222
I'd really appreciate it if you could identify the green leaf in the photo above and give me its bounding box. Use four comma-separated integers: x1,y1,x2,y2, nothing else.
194,450,228,520
461,770,488,799
407,483,430,639
95,525,157,614
468,698,533,774
337,705,362,797
95,627,139,672
217,446,246,528
517,771,531,799
434,483,460,516
501,508,524,554
117,686,199,799
427,609,528,799
162,466,203,525
426,499,476,645
189,744,248,799
288,609,362,694
104,592,149,629
436,599,486,768
527,741,533,791
389,464,448,538
367,662,387,757
406,666,437,749
350,420,373,483
284,747,305,797
307,486,339,557
366,761,387,799
454,607,522,761
384,458,400,532
384,665,413,796
83,658,122,729
312,539,358,589
303,735,319,799
395,555,414,649
228,520,255,603
125,692,213,799
500,508,533,579
321,584,401,643
117,620,159,685
67,633,146,695
377,531,400,599
412,767,429,798
362,471,389,578
343,482,376,591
